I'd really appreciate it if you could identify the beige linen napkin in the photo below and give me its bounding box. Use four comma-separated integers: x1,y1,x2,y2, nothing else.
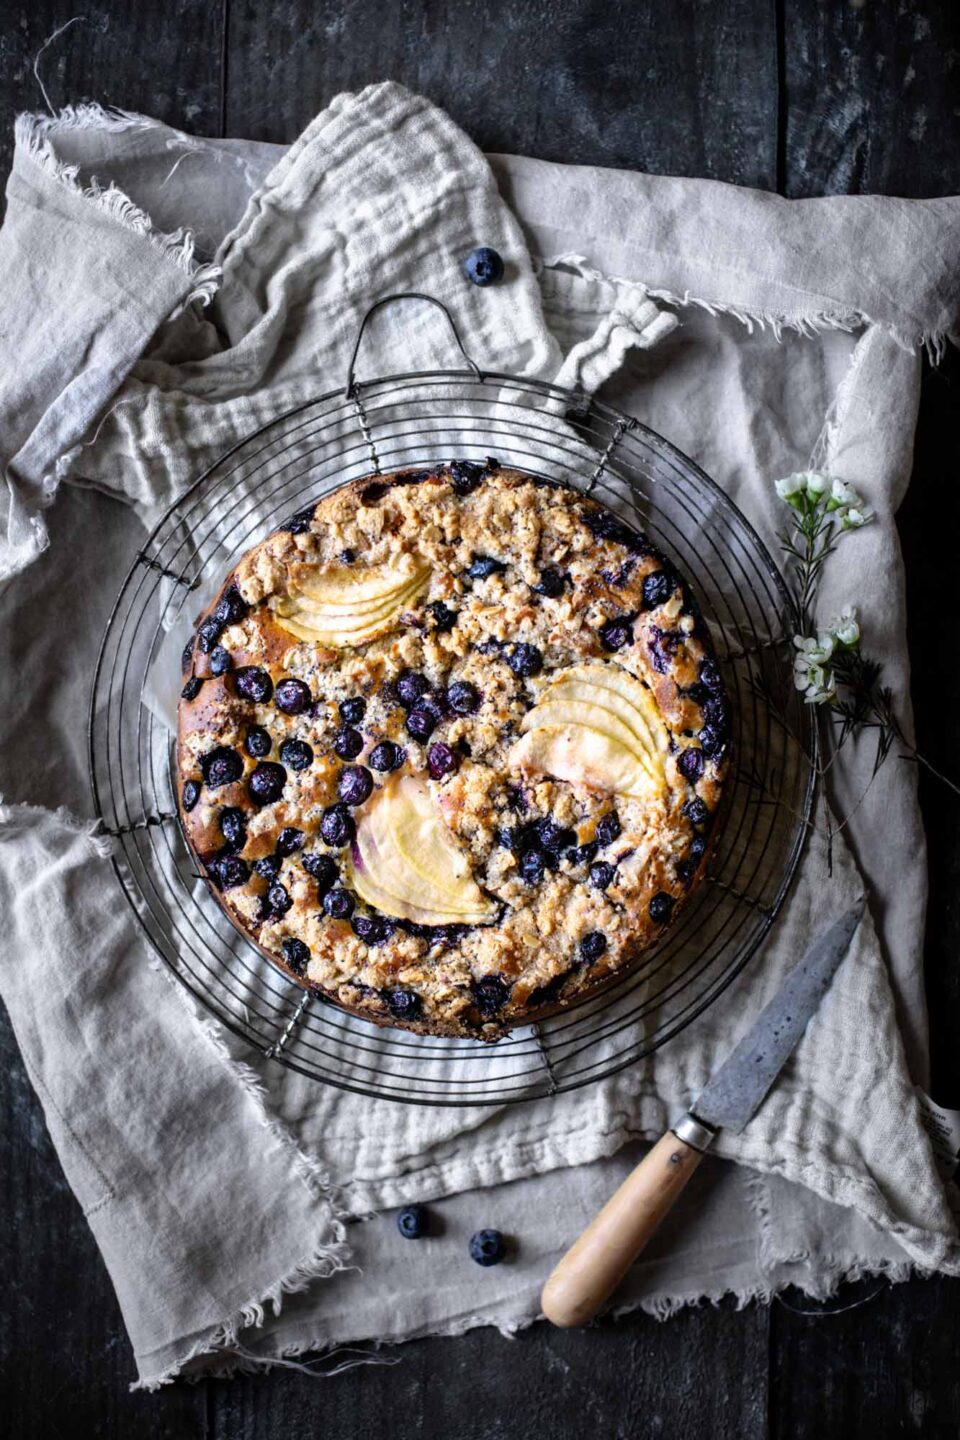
1,83,958,1389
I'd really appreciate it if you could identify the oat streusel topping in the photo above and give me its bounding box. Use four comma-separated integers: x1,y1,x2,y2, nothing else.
177,461,729,1039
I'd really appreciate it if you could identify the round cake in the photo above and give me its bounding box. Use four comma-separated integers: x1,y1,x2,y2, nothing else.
177,460,729,1039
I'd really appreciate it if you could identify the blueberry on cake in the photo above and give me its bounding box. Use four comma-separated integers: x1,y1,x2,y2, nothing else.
177,461,729,1039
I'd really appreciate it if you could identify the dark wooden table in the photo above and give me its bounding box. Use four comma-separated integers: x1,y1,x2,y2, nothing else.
2,3,959,1435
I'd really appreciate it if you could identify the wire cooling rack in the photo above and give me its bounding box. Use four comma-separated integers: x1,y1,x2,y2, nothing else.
88,294,815,1106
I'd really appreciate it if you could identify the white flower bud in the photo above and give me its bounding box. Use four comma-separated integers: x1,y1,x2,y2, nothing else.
804,472,828,502
825,477,863,512
829,606,860,647
841,505,873,530
775,474,807,509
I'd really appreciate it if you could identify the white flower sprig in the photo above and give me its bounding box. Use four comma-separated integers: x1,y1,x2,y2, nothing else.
774,472,873,629
766,472,960,801
792,607,862,707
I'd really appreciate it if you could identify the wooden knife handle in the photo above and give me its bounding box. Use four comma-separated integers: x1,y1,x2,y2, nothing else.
540,1130,705,1328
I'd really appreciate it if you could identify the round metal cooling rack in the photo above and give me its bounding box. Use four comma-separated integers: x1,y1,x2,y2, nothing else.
89,294,815,1106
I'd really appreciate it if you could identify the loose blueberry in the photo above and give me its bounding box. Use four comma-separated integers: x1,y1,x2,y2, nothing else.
283,505,315,535
446,680,480,714
352,913,393,945
533,566,566,598
201,746,243,789
427,742,458,780
600,617,634,652
214,584,249,627
338,765,373,806
429,600,457,632
219,807,247,848
397,1204,427,1239
383,988,422,1021
245,726,272,758
340,696,366,725
320,804,354,847
466,554,506,581
469,1229,505,1266
214,853,250,890
334,727,364,761
590,861,616,891
235,666,274,704
267,881,293,916
678,748,704,782
683,797,710,827
279,738,313,772
181,676,203,701
182,779,200,812
406,707,437,741
302,853,338,890
248,761,287,806
275,678,312,715
463,246,504,287
369,739,404,773
508,643,543,679
520,848,546,885
697,724,725,758
649,892,675,924
281,937,310,975
595,811,621,847
449,459,485,496
578,931,608,964
197,617,222,654
276,826,304,856
641,570,673,609
396,670,430,707
209,645,232,677
253,854,282,880
472,974,511,1016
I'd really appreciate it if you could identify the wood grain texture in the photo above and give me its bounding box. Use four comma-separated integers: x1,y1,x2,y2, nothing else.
0,1,959,1437
224,0,780,185
781,0,960,197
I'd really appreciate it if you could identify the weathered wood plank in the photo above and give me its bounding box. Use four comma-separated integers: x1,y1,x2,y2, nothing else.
781,0,960,197
224,0,780,187
769,1278,960,1439
209,1300,770,1440
0,0,225,180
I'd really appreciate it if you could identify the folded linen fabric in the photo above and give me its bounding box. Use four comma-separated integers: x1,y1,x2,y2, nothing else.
0,83,958,1390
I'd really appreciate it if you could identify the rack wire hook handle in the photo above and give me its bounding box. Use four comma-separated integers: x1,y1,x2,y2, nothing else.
343,292,485,397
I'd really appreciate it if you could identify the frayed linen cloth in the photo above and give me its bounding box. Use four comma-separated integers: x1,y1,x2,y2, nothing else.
1,83,959,1390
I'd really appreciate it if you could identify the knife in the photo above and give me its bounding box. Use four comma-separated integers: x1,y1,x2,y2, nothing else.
540,897,866,1328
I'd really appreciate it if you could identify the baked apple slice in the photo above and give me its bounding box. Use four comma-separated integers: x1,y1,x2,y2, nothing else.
508,662,670,800
348,775,496,924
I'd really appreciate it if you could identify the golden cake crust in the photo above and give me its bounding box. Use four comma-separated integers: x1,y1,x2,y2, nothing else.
177,462,729,1039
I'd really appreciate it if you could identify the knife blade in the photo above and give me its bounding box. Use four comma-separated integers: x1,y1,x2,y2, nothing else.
541,897,866,1327
687,893,866,1137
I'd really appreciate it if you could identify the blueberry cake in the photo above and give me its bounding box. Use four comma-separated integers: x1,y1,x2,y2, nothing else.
177,461,729,1039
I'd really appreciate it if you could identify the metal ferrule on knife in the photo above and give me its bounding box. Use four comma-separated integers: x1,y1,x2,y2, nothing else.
671,1113,718,1152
